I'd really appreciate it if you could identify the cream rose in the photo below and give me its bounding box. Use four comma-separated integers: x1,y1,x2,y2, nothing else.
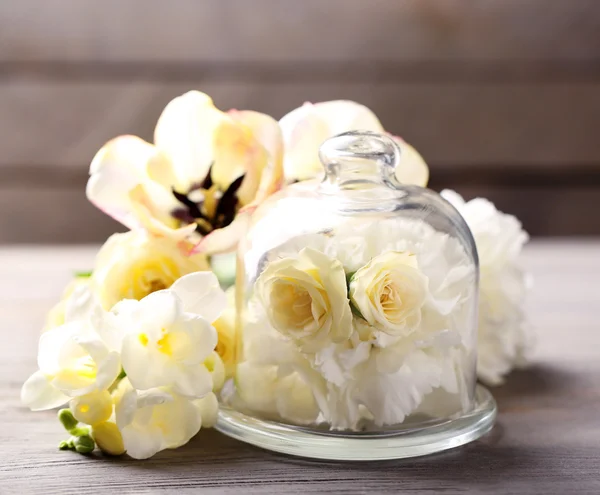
255,247,352,352
91,230,209,310
349,251,428,337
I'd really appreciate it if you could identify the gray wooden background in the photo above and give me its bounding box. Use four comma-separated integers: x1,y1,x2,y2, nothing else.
1,0,600,243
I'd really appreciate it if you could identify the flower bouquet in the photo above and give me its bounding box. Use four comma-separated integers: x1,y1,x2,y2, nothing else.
21,92,532,459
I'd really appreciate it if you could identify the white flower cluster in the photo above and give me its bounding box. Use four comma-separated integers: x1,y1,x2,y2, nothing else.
21,272,227,459
442,190,533,385
235,218,476,430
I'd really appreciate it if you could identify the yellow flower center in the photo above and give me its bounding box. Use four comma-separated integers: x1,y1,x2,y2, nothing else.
138,332,174,356
156,334,173,356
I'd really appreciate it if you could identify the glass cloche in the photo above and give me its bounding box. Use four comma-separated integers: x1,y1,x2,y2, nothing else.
216,131,496,460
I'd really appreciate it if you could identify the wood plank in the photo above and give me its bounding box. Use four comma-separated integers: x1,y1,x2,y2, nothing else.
0,186,125,244
1,80,600,170
2,182,599,243
1,242,599,493
1,0,599,63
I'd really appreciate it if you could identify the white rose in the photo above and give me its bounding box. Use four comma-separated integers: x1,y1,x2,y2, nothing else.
91,230,209,311
279,100,429,187
349,251,429,337
441,190,532,385
255,247,353,352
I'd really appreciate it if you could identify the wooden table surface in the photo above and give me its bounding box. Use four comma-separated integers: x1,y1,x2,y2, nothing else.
1,241,599,494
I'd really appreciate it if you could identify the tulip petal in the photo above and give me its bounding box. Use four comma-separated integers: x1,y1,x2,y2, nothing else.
87,136,176,231
279,104,331,181
191,209,251,255
21,371,69,411
169,272,227,323
312,100,384,134
228,110,284,206
391,137,430,187
154,91,221,189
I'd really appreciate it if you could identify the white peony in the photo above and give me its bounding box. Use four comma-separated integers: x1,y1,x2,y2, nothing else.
441,190,532,385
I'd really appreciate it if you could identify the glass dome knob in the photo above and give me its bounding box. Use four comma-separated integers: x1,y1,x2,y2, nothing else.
318,130,401,189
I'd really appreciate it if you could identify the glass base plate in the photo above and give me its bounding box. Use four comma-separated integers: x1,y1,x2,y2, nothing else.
216,385,497,461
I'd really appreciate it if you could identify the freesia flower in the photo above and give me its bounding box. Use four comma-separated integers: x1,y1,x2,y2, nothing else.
87,91,284,254
119,272,226,397
255,247,353,353
441,190,532,385
91,421,126,456
90,230,209,311
114,379,202,459
349,251,429,337
44,276,94,331
279,100,429,186
21,321,121,411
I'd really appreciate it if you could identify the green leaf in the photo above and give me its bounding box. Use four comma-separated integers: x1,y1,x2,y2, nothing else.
74,270,93,278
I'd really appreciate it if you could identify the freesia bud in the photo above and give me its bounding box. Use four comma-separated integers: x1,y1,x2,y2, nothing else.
58,409,78,432
74,435,95,454
92,422,125,456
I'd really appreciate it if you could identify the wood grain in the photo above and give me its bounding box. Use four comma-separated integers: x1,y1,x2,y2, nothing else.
1,0,599,63
2,183,600,244
1,242,599,494
2,80,600,169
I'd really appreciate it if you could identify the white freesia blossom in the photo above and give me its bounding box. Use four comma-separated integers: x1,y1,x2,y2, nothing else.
21,321,121,411
44,277,95,332
255,247,353,352
441,190,532,385
119,272,225,398
70,389,113,425
279,100,429,186
114,379,202,459
23,269,227,459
